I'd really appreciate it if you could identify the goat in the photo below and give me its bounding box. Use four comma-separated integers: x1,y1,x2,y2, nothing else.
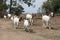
4,15,7,19
42,14,51,29
26,14,32,19
10,16,14,21
11,15,19,28
26,14,33,25
7,14,11,19
50,12,54,17
24,19,30,32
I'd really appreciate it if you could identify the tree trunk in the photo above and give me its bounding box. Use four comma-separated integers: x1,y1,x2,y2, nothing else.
10,0,12,14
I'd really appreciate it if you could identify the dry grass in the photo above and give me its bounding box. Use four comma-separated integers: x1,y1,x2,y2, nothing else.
0,16,60,40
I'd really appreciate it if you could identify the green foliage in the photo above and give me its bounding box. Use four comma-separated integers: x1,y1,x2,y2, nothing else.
19,0,33,7
0,0,35,16
0,7,2,11
0,0,8,11
11,5,24,16
0,0,3,11
10,0,34,15
23,0,32,7
3,4,8,10
0,0,8,18
42,0,60,12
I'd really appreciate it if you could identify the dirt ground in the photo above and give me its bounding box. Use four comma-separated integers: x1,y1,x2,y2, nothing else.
0,16,60,40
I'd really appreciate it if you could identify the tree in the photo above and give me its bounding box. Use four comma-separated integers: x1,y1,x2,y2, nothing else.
11,5,24,16
19,0,34,7
0,0,8,18
10,0,12,13
42,0,53,12
10,0,35,15
0,0,3,18
42,0,60,13
0,0,3,11
10,0,24,15
3,0,8,13
0,0,35,17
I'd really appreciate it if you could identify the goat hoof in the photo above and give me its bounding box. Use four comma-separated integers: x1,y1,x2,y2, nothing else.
51,27,54,29
25,29,30,32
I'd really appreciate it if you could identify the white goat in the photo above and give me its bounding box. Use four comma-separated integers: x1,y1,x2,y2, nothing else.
4,15,7,19
8,14,11,19
14,17,19,25
24,19,30,32
26,14,32,19
50,12,54,17
11,15,19,28
26,14,33,25
42,15,51,29
10,16,14,21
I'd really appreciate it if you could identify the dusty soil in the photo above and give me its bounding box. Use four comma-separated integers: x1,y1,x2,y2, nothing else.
0,16,60,40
